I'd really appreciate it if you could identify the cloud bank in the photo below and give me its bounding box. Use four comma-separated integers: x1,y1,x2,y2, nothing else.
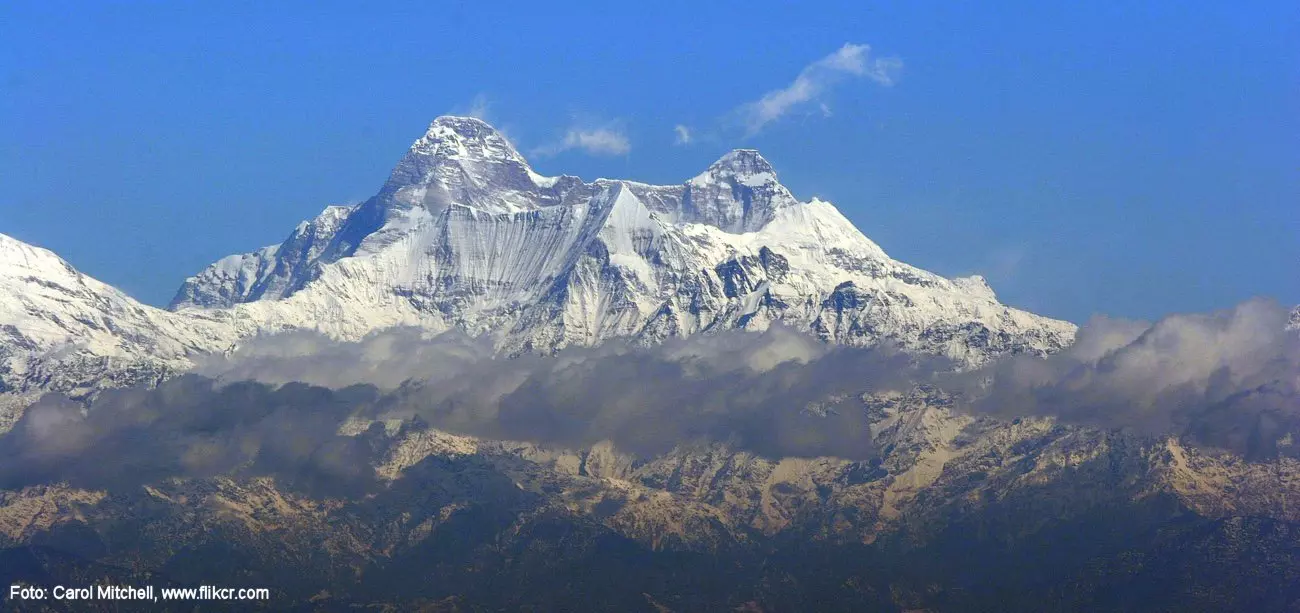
0,327,930,494
0,378,386,496
956,298,1300,459
203,325,926,460
737,43,902,135
171,297,1300,462
3,298,1295,497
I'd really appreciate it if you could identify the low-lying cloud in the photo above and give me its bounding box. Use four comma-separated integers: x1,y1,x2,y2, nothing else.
2,298,1295,497
0,378,387,496
956,298,1300,459
203,325,927,460
0,327,930,494
189,299,1300,462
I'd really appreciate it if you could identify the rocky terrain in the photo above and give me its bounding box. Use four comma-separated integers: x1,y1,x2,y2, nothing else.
1,382,1297,611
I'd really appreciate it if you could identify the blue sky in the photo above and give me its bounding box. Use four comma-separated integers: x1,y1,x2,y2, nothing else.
1,1,1296,323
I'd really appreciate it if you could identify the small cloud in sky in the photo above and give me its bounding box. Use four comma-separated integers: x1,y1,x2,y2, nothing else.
467,93,491,120
532,124,631,157
449,93,494,122
673,124,692,145
737,43,901,135
985,245,1027,286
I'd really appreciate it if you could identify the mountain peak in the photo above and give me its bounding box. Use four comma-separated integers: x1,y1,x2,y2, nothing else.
377,116,548,215
709,149,775,176
682,149,793,232
407,115,523,163
430,114,494,129
423,115,505,142
692,149,779,188
0,233,71,273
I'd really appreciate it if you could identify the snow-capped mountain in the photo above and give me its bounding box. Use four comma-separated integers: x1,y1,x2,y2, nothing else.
2,118,1295,611
168,115,1076,360
1,116,1078,426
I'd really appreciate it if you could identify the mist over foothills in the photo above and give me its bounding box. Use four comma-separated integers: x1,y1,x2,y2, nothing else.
953,298,1300,458
2,297,1294,497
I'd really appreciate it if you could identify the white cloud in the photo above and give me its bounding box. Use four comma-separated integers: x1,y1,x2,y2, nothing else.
447,93,494,121
467,93,491,120
738,43,901,135
958,298,1300,457
985,245,1027,285
673,124,692,145
532,125,631,157
191,324,910,461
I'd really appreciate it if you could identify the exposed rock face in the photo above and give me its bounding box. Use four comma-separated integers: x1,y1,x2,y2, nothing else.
169,204,355,308
681,149,797,232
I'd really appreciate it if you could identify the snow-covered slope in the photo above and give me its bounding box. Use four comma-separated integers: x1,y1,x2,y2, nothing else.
169,115,1077,361
0,234,226,428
